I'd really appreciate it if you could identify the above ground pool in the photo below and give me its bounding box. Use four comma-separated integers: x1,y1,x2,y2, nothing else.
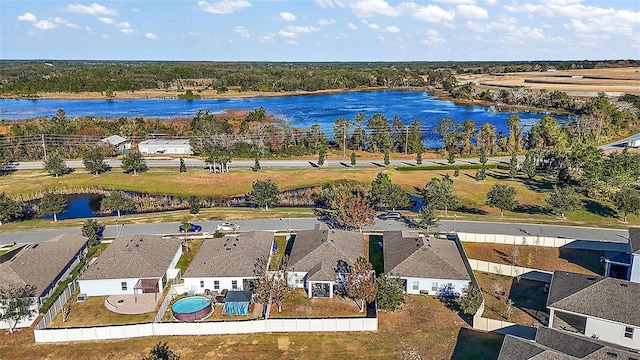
171,296,212,322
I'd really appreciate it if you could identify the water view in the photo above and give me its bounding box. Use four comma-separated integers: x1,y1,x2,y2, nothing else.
0,91,566,145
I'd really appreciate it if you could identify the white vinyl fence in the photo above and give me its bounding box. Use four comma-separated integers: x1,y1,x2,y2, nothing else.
34,317,378,343
472,302,536,339
457,232,627,252
467,259,553,283
36,281,78,330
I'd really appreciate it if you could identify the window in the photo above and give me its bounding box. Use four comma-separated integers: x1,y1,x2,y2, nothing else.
121,282,127,291
296,274,304,285
232,280,238,290
412,281,419,291
447,283,453,290
200,280,205,288
625,327,634,339
431,282,438,292
214,281,219,290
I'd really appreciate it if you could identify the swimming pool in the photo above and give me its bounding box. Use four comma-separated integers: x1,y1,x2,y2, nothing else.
171,296,212,322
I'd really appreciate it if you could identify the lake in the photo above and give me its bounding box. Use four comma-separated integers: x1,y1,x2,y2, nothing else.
0,90,566,146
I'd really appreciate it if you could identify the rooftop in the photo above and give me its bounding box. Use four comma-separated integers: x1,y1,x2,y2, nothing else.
138,139,191,146
183,231,273,278
383,230,470,281
79,235,182,280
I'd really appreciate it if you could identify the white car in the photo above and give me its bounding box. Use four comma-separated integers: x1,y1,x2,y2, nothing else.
216,222,240,231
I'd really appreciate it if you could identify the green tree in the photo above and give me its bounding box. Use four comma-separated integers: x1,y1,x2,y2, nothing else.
456,119,476,154
433,116,456,156
142,342,180,360
179,158,186,173
81,219,102,246
0,193,21,226
253,255,292,313
447,150,455,165
188,195,200,215
613,187,640,223
121,151,148,176
253,155,261,172
546,186,582,219
350,150,357,166
376,274,405,312
407,118,423,154
366,113,391,153
523,152,536,180
317,145,326,167
100,191,135,217
0,284,37,334
371,172,409,210
509,152,518,179
457,285,482,315
416,146,423,165
486,183,518,217
40,192,67,222
43,151,68,178
477,123,497,155
346,257,377,312
249,179,280,210
333,190,376,232
414,206,439,233
383,148,390,166
82,145,106,176
417,175,460,216
333,117,353,152
506,115,523,152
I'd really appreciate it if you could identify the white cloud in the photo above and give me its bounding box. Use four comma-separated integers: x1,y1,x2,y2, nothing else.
67,23,80,29
85,26,91,31
259,34,275,43
234,26,250,37
99,17,133,33
197,0,252,14
131,8,140,12
318,19,336,25
287,40,298,45
411,4,455,22
65,3,118,16
485,0,497,5
17,12,37,22
102,34,108,39
34,20,57,30
422,28,446,44
314,0,345,8
99,17,115,25
384,26,400,33
121,28,133,34
347,23,357,30
278,30,297,38
456,4,488,19
145,32,158,39
434,0,475,4
368,23,380,29
280,12,296,21
350,0,402,17
53,17,68,24
285,25,320,33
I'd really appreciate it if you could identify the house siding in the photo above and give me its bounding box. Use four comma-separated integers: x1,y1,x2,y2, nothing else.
79,278,143,296
630,254,640,283
182,277,252,294
585,317,640,350
400,276,469,296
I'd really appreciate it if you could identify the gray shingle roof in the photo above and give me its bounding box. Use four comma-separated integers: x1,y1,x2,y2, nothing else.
288,229,364,282
548,271,640,327
499,327,640,360
79,235,181,280
629,228,640,254
183,231,273,278
383,230,470,281
0,234,87,297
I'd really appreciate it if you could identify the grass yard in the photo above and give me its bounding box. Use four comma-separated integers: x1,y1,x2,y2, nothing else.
269,289,364,318
269,235,288,271
368,234,384,275
463,243,605,275
475,272,549,327
48,294,155,328
1,295,503,360
175,238,203,274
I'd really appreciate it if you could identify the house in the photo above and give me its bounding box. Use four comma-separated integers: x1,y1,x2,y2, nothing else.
78,235,182,298
498,326,639,359
547,270,640,350
0,234,88,329
101,135,131,154
288,225,365,298
182,231,274,294
383,231,470,296
604,228,639,281
138,139,192,155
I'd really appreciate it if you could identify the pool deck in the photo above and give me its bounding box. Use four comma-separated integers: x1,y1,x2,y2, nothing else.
105,293,159,315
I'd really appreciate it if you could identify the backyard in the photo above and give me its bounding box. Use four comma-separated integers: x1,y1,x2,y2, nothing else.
269,289,364,319
463,243,605,275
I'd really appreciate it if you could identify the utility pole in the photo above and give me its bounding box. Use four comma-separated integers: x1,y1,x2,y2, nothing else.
41,134,47,160
404,126,409,154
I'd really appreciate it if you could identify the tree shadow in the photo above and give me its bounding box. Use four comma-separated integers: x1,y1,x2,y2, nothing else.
308,161,319,168
582,199,617,218
514,204,547,215
522,180,554,193
0,162,17,176
450,328,503,360
456,205,487,215
508,278,550,326
558,248,605,275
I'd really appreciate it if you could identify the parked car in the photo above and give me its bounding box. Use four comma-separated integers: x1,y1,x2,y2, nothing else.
378,212,403,220
179,223,202,233
216,222,240,231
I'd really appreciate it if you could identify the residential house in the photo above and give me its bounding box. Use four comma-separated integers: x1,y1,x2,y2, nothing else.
0,234,88,329
288,226,365,298
498,326,639,359
78,235,182,298
182,231,274,294
604,227,639,281
547,270,640,350
383,231,470,296
101,135,131,154
138,139,192,155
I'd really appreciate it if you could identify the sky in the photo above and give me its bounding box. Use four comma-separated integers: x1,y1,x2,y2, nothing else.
1,0,639,61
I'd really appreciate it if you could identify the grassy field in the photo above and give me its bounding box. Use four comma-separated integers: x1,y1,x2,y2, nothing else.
48,295,155,328
0,295,503,360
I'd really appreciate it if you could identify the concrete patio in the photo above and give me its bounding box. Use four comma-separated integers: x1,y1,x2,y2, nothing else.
105,293,159,314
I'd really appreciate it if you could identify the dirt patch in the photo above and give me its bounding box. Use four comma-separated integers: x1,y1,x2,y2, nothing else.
277,337,290,351
462,242,605,275
270,289,363,318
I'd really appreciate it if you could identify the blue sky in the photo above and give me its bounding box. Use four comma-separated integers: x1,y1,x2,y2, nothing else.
1,0,639,61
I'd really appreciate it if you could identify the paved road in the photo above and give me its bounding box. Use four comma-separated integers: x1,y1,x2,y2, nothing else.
0,217,629,246
598,132,640,152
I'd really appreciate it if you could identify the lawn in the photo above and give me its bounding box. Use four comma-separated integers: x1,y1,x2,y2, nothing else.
475,272,549,327
1,295,503,360
269,289,364,318
368,234,384,275
48,294,155,328
269,235,288,271
175,238,203,274
463,243,605,275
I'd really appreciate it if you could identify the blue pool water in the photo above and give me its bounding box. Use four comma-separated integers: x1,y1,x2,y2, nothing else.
171,296,211,314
